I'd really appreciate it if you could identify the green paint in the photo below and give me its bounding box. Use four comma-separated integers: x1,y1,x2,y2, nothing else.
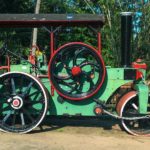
95,68,132,103
134,83,149,114
10,62,31,73
1,63,149,117
41,67,134,116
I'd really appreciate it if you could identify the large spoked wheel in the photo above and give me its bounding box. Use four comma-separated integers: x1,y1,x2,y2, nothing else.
117,91,150,136
49,42,106,101
0,72,48,133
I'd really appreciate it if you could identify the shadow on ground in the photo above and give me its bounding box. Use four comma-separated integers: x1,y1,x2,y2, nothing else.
31,115,121,134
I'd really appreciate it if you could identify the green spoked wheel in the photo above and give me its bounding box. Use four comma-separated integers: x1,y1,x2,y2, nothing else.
0,72,48,133
49,42,106,101
117,91,150,136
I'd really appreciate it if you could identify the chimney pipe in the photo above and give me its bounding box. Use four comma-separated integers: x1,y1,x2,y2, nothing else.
120,12,133,67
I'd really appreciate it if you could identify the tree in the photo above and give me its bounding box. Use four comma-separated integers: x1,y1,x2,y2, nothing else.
0,0,149,69
32,0,41,55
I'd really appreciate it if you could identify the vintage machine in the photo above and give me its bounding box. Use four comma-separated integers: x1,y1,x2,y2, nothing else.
0,12,149,135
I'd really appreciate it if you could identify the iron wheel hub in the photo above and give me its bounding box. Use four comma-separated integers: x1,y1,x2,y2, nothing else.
71,66,82,76
10,96,23,110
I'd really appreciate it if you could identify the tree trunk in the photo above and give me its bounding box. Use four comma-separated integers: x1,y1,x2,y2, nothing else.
32,0,41,55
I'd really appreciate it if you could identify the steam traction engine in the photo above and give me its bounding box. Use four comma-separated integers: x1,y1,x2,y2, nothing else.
0,12,149,135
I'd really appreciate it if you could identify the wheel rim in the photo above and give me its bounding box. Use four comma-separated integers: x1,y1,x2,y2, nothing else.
49,42,105,101
117,91,150,136
0,72,48,133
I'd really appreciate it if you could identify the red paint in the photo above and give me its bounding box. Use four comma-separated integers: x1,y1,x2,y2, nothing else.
136,71,143,80
28,45,40,65
13,99,20,107
0,56,10,72
48,42,106,101
0,66,9,70
49,32,55,96
50,32,54,56
97,32,102,54
132,59,147,80
95,107,103,115
71,66,81,76
7,56,10,71
132,62,147,70
116,91,137,115
28,55,35,65
51,86,54,96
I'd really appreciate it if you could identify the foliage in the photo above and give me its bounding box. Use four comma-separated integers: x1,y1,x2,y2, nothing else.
0,0,35,13
0,0,149,68
133,4,150,60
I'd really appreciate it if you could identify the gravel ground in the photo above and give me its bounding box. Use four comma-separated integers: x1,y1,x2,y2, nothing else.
0,117,150,150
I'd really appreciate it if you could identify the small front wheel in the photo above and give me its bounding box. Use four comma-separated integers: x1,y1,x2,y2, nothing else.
116,91,150,136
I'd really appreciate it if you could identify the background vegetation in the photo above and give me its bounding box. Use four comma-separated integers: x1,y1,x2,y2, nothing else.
0,0,149,77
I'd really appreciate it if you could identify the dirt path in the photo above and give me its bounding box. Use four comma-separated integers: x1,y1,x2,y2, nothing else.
0,117,150,150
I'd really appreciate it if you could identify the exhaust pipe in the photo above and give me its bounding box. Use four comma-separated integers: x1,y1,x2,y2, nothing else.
120,12,133,67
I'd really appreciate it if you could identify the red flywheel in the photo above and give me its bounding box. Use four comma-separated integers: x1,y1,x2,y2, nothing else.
48,42,106,101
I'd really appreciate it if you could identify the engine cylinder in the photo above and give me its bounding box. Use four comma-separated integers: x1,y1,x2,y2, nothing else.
121,12,133,67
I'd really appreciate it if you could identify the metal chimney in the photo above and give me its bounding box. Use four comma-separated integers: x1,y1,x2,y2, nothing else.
120,12,133,67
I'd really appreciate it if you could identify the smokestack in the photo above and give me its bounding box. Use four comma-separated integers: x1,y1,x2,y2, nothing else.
120,12,133,67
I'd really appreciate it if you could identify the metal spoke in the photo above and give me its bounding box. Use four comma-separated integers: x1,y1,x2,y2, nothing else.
20,113,25,126
64,65,71,71
11,78,16,95
131,103,138,110
78,59,88,66
53,73,72,80
26,97,44,105
23,91,41,105
60,56,72,71
22,82,34,97
27,107,43,114
35,96,44,103
68,84,81,94
73,47,86,66
0,105,10,112
54,55,72,74
22,108,34,122
78,82,84,92
32,99,44,105
12,110,17,126
19,75,24,92
82,71,93,80
3,110,13,123
57,51,72,71
60,50,72,63
28,90,40,97
82,71,94,89
58,80,82,94
80,61,99,68
58,80,76,89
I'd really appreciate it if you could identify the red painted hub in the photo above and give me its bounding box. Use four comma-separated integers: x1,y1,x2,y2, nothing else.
71,66,81,76
12,99,20,107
